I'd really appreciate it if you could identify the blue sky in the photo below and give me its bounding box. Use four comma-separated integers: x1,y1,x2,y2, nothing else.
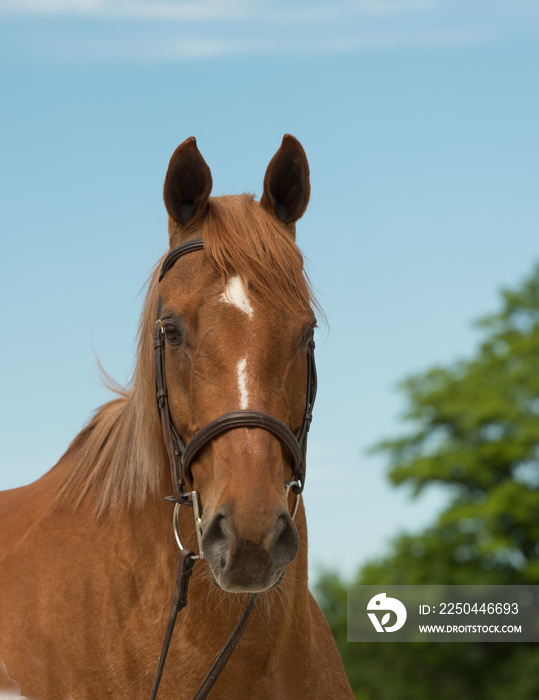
1,0,538,579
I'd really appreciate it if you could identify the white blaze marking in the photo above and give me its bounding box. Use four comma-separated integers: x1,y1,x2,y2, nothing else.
220,275,253,317
237,357,249,409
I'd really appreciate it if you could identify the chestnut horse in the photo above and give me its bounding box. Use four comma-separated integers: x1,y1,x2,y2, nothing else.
0,136,354,699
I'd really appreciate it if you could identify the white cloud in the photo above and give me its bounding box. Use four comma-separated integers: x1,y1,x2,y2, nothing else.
0,0,104,13
115,0,253,21
0,0,439,20
0,0,242,18
351,0,437,18
0,0,537,60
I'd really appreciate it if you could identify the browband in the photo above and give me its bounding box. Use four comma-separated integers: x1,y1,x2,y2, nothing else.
159,238,205,282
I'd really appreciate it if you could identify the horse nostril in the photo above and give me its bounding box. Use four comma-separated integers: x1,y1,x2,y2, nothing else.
201,512,230,569
272,514,299,571
203,512,226,545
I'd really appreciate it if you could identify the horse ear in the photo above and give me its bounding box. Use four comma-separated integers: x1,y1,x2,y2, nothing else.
261,134,310,232
164,137,213,232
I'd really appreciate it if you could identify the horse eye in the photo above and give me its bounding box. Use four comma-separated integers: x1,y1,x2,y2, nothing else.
162,323,183,345
301,326,315,346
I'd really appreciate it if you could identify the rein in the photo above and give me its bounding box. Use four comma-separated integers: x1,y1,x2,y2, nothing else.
149,238,317,700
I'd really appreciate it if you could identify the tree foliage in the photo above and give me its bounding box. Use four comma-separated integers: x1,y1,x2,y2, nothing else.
315,265,539,699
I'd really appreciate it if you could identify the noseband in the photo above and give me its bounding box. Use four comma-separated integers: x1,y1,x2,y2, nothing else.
149,238,317,700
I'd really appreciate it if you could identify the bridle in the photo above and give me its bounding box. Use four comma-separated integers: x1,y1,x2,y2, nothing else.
155,238,316,507
149,237,317,700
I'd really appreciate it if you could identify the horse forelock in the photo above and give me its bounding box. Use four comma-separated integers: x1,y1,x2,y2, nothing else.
201,195,318,321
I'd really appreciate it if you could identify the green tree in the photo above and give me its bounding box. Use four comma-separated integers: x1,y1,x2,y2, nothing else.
316,264,539,699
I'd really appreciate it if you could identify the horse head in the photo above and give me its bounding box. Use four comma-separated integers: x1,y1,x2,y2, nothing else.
157,135,316,593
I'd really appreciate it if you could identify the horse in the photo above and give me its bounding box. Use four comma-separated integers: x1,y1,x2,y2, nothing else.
0,135,354,699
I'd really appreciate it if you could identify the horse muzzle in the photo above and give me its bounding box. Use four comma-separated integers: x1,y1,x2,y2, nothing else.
201,505,300,593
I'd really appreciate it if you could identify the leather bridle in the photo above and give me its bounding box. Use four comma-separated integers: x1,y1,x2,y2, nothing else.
149,237,317,700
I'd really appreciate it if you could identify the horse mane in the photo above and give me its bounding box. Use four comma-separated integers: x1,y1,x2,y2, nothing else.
56,194,318,515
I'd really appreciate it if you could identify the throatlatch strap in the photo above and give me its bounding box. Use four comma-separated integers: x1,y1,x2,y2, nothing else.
148,548,258,700
149,549,196,700
193,594,259,700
